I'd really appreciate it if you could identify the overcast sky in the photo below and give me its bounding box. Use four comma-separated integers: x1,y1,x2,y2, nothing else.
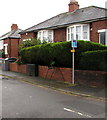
0,0,107,36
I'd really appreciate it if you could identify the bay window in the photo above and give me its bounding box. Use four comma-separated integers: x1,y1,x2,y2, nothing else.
67,24,90,41
38,30,54,43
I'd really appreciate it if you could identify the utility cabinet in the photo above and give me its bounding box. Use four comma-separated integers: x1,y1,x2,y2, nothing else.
26,64,38,76
2,60,9,71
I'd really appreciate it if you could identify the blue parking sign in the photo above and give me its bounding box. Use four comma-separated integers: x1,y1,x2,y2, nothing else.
72,40,77,48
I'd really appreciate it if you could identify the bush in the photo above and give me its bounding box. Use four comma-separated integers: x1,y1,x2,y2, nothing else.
0,50,4,58
79,50,107,71
75,40,107,69
20,42,71,67
19,40,107,68
19,38,42,48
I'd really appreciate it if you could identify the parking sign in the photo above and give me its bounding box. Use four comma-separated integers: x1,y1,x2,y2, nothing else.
72,40,77,48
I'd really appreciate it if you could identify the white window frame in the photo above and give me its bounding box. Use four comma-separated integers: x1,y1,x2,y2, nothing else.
0,40,3,50
98,29,107,46
37,30,54,43
4,44,8,55
67,24,90,41
23,38,31,41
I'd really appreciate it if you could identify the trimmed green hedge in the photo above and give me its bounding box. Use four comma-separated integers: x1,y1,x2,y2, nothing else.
19,40,107,69
79,50,107,71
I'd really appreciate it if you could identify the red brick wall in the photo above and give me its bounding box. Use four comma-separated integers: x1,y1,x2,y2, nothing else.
10,39,19,58
9,63,27,74
9,64,107,87
38,66,72,83
54,27,66,42
9,63,18,72
18,64,27,74
90,20,107,43
20,32,37,43
3,38,19,58
75,70,107,87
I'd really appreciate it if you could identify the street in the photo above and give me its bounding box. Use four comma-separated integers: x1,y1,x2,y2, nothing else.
1,76,106,118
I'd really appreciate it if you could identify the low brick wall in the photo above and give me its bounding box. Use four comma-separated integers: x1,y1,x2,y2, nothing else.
9,63,107,87
39,66,72,83
9,63,18,72
75,70,107,87
9,63,27,74
18,64,27,74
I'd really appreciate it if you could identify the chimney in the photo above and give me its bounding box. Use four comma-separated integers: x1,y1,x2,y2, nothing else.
11,24,18,31
68,0,79,12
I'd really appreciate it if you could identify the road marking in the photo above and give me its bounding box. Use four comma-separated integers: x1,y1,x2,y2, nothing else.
64,108,92,118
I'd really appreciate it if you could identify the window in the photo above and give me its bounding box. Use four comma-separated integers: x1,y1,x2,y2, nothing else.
71,27,74,40
43,31,47,40
76,26,81,40
23,38,31,41
98,29,107,46
67,24,90,41
83,25,88,39
48,30,53,43
38,30,53,43
4,44,8,55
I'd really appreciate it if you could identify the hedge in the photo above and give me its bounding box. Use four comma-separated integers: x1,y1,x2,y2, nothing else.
19,40,107,68
79,50,107,71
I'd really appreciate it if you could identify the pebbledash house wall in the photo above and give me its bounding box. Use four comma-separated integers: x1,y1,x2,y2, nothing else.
20,19,107,43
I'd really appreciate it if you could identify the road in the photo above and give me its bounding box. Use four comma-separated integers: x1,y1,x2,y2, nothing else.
1,75,106,119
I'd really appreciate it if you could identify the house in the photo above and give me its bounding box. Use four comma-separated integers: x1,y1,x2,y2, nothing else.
0,40,3,57
0,24,22,58
20,0,107,46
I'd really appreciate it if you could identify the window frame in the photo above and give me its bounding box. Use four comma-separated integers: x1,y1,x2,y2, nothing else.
4,44,8,55
98,29,107,46
67,24,90,41
37,30,54,43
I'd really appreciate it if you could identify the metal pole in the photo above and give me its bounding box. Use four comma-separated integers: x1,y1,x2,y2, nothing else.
72,47,75,84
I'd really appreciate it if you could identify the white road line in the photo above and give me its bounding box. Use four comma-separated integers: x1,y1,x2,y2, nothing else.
64,108,92,118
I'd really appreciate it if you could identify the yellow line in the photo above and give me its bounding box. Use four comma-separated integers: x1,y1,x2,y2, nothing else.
0,74,107,102
18,79,107,102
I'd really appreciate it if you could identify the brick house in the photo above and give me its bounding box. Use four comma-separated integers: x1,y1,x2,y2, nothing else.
0,24,22,58
20,0,107,46
0,40,3,57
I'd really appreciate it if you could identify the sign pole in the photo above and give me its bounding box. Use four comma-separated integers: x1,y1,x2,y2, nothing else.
72,47,75,84
71,39,77,84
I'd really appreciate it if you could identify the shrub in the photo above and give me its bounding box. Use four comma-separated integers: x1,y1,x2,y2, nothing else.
19,40,107,68
75,40,107,69
20,42,71,67
79,50,107,71
19,38,42,49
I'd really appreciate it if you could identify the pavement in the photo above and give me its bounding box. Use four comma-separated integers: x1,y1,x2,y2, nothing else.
0,69,107,102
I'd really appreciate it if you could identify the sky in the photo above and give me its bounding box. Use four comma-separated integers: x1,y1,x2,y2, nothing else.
0,0,107,36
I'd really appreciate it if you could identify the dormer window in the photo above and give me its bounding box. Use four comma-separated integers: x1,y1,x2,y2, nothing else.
67,24,90,41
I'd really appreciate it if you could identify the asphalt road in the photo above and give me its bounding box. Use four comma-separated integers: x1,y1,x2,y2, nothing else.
1,76,106,119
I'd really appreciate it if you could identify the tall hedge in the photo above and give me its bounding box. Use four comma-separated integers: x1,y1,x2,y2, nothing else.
79,50,107,71
19,40,107,68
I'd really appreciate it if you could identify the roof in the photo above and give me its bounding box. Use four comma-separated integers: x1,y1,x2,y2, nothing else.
21,6,107,34
0,29,22,40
